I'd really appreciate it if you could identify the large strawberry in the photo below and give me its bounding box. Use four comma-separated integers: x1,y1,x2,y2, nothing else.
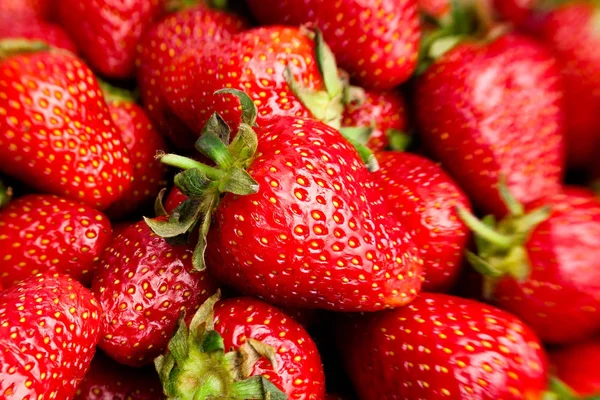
415,33,565,217
549,340,600,398
0,41,133,210
0,273,102,399
0,20,77,52
245,0,421,89
0,194,112,288
91,219,218,366
56,0,163,79
339,293,548,399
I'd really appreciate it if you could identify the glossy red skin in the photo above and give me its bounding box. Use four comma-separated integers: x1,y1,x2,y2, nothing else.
105,101,168,219
374,152,471,292
137,6,247,148
342,90,408,152
0,0,53,23
418,0,450,18
0,274,102,399
415,34,565,217
207,116,422,311
56,0,162,79
246,0,421,89
491,188,600,344
74,351,163,400
340,293,548,400
214,297,325,400
165,186,188,214
0,51,133,210
493,0,537,26
0,194,112,288
0,20,77,52
92,220,218,367
550,340,600,396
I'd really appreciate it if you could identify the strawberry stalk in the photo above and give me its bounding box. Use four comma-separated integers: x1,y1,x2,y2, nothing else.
0,39,50,59
98,80,138,103
165,0,228,12
0,181,12,209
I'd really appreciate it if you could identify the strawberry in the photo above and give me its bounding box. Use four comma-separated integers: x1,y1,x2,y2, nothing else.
493,0,537,26
338,293,548,399
0,194,112,288
0,41,133,210
0,0,53,23
458,186,600,343
419,0,451,18
549,340,600,397
136,4,247,148
245,0,421,89
56,0,163,79
0,20,77,52
91,219,218,366
0,273,102,399
374,152,471,292
415,33,565,217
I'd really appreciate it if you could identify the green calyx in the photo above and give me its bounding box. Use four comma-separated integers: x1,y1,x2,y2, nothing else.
0,39,51,59
165,0,228,13
144,89,259,270
98,80,138,104
0,181,12,209
156,292,287,400
541,377,600,400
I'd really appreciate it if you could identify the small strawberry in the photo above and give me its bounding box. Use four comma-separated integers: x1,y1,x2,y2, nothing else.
245,0,421,89
91,219,218,366
549,340,600,398
0,273,102,399
0,20,77,52
338,293,548,399
0,41,133,210
0,194,112,288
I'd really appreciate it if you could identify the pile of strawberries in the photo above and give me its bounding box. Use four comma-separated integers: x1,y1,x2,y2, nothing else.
0,0,600,399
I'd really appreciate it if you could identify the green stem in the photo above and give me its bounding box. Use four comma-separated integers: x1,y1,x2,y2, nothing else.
98,80,137,104
456,206,513,249
0,182,12,209
0,39,50,59
159,154,226,181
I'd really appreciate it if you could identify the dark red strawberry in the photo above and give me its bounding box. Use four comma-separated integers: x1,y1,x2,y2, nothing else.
0,20,77,52
91,219,218,366
415,33,565,217
136,4,247,148
493,0,536,26
0,42,133,210
419,0,450,18
374,152,471,292
0,273,102,399
246,0,421,89
339,293,548,399
0,0,53,23
459,186,600,343
549,340,600,397
56,0,163,79
0,194,112,288
164,186,188,214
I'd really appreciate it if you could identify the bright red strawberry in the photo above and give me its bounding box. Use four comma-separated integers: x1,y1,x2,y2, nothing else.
246,0,421,89
0,0,53,23
549,340,600,397
56,0,163,79
91,219,218,366
0,43,133,210
374,152,471,292
0,194,112,288
136,4,247,148
74,351,163,400
164,186,188,214
0,273,102,399
459,186,600,343
419,0,450,18
0,20,77,52
415,33,565,217
339,293,548,399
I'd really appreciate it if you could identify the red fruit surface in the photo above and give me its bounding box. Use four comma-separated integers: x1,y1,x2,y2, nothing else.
415,33,564,217
340,293,548,399
0,51,133,210
245,0,421,89
214,297,325,399
92,220,218,366
0,274,102,399
0,194,112,288
0,20,77,52
374,152,471,292
550,340,600,396
493,0,537,26
418,0,450,18
164,186,187,214
0,0,53,23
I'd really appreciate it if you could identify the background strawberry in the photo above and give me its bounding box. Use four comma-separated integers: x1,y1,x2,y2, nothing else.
0,20,77,52
0,0,53,23
418,0,450,18
549,340,600,397
493,0,537,26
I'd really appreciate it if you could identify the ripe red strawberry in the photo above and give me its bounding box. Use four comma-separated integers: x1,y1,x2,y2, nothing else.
339,293,548,399
56,0,163,79
0,273,102,399
493,0,536,26
245,0,421,89
459,186,600,343
549,340,600,397
419,0,450,18
91,219,218,366
0,194,112,288
0,44,133,210
415,33,565,217
0,0,53,23
136,4,247,148
0,20,77,52
374,152,471,292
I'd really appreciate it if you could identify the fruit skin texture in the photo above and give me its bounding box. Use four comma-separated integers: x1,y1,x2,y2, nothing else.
374,152,471,292
56,0,163,79
136,5,247,148
549,341,600,396
245,0,421,89
207,116,422,311
0,194,112,288
0,273,102,399
339,293,548,400
92,220,218,367
213,297,325,399
415,33,564,217
0,20,77,52
0,51,133,210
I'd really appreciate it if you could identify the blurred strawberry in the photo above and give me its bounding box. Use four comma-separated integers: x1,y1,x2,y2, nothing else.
549,340,600,398
0,0,53,23
0,20,77,52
